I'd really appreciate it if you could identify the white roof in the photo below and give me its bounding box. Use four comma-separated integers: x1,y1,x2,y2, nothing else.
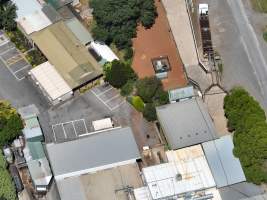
12,0,42,20
141,145,216,199
199,4,209,14
92,118,113,131
18,10,52,35
30,61,72,100
90,41,119,62
162,0,198,66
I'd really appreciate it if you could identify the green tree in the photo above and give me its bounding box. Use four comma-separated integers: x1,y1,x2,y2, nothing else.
0,0,17,31
91,0,157,50
104,60,136,88
140,0,157,28
136,77,161,103
143,103,157,121
120,80,134,96
0,101,23,146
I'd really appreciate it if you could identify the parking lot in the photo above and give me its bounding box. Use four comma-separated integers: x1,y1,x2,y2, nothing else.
91,84,125,111
52,119,90,142
0,34,31,81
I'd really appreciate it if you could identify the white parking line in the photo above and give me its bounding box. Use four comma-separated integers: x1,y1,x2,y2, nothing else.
104,94,120,103
13,64,30,74
96,87,113,96
0,55,21,81
111,100,126,111
0,47,15,55
91,89,113,110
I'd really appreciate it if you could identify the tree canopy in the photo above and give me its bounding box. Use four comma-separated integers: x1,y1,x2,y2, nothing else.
224,87,267,184
0,0,17,31
0,101,23,146
91,0,157,49
0,151,17,200
104,60,136,88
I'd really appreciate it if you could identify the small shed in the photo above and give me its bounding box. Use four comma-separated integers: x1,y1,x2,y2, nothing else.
92,118,114,131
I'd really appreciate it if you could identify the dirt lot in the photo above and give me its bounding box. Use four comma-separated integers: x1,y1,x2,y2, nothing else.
132,0,187,91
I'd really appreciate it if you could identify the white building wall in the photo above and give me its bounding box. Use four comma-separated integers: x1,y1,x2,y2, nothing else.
54,159,137,181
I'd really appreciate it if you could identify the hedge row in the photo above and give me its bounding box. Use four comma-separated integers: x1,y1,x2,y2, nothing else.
224,87,267,184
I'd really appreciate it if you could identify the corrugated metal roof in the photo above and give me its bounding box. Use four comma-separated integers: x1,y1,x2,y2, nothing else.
18,10,52,35
46,127,140,178
27,142,45,160
27,158,52,186
168,85,194,102
30,21,102,88
156,98,217,150
141,145,216,199
46,0,73,9
202,135,246,188
31,61,72,100
65,18,93,45
12,0,42,20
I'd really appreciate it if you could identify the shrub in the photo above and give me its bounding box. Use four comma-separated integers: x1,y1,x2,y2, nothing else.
153,88,169,106
131,96,145,112
26,49,47,67
224,87,267,184
120,80,134,96
143,103,157,121
136,77,161,103
0,151,16,200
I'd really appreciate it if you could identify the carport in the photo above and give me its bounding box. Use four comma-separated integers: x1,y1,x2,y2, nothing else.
29,61,73,105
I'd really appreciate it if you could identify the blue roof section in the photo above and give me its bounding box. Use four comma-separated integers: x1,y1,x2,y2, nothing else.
202,135,246,188
168,85,194,102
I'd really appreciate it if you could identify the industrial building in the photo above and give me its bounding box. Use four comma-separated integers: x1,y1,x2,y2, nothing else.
156,98,217,149
46,127,141,199
134,145,222,200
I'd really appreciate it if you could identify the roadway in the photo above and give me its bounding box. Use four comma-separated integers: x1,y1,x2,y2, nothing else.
202,0,267,111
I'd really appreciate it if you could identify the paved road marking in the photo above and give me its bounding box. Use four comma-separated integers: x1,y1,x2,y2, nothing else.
13,64,30,74
0,47,15,55
105,94,120,103
91,89,112,110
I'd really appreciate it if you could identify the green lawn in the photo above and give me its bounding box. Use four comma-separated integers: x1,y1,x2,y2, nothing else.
251,0,267,13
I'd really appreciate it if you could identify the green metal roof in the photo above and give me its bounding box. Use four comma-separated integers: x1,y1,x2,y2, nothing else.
65,18,93,45
46,0,73,9
28,142,45,160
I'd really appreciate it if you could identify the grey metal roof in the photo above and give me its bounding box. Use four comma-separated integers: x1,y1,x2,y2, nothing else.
46,127,140,177
27,158,52,186
56,177,87,200
65,18,93,45
156,98,217,149
219,182,264,200
202,135,246,188
241,194,267,200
